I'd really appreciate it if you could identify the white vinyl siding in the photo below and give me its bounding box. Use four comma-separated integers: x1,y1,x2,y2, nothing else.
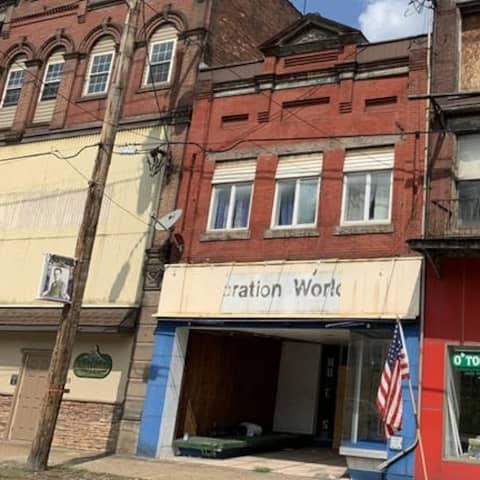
83,37,115,96
33,50,65,124
0,56,26,129
144,26,177,86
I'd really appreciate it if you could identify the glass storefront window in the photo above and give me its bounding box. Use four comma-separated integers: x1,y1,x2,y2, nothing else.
343,333,390,445
445,347,480,461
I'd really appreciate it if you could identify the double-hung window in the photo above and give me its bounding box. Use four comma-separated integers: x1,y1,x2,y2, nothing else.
341,148,394,224
207,160,256,231
40,59,64,101
33,50,65,124
2,59,26,107
456,134,480,226
144,27,177,86
84,37,115,96
272,154,322,228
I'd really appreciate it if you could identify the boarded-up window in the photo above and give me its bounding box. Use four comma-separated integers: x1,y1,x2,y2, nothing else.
461,14,480,91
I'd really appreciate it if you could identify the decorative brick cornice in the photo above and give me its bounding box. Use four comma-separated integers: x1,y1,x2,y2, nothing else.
11,2,78,24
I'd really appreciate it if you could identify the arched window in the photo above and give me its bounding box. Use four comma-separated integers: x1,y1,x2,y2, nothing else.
143,26,177,86
33,49,65,124
40,49,65,101
84,37,115,96
1,55,26,108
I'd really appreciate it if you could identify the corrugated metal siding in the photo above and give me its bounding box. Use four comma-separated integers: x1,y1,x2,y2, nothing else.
212,159,256,183
344,147,394,172
150,26,177,43
0,56,27,129
276,153,323,179
33,50,65,124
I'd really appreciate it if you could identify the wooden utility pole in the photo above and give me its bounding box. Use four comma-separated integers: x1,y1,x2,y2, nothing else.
26,0,141,471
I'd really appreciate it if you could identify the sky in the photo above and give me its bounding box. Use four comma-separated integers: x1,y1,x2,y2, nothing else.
290,0,432,42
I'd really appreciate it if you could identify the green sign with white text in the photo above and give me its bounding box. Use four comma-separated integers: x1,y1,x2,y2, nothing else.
452,351,480,372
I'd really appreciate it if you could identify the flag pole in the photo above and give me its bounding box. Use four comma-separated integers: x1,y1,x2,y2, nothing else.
396,317,429,480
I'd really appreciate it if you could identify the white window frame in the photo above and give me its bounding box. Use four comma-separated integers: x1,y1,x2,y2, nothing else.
207,182,253,232
143,38,176,87
271,176,320,229
83,50,115,96
340,170,393,226
1,64,25,108
38,60,64,102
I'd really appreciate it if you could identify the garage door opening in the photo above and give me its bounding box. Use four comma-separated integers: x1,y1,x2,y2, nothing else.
173,329,349,461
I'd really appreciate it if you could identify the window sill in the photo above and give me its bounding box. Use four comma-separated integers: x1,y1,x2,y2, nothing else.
77,94,108,103
137,83,171,95
264,228,320,239
339,445,387,460
200,230,251,242
334,224,394,236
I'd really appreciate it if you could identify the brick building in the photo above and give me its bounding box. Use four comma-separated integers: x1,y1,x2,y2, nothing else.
0,0,299,453
408,1,480,478
143,14,428,480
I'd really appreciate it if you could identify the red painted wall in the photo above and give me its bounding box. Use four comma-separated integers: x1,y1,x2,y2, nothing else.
176,42,428,263
417,258,480,480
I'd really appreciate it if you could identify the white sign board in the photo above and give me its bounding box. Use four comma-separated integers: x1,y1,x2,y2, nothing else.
222,273,341,314
157,258,422,319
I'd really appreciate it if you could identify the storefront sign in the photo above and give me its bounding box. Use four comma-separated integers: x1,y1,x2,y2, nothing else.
222,273,341,313
73,346,112,379
452,351,480,372
156,257,422,319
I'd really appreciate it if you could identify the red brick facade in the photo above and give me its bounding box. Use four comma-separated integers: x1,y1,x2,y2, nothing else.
0,0,300,456
176,16,428,265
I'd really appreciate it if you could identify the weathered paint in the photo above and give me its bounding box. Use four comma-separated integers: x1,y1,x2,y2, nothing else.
156,258,422,319
417,258,480,480
0,332,133,403
0,127,164,306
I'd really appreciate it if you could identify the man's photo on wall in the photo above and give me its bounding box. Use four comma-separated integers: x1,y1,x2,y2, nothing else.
38,254,74,303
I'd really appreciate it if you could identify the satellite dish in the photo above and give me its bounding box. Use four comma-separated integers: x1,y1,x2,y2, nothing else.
152,209,182,231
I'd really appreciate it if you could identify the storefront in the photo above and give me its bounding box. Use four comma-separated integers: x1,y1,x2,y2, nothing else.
139,257,423,480
419,257,480,480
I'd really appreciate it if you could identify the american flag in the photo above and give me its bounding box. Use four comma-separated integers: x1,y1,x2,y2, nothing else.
376,323,410,438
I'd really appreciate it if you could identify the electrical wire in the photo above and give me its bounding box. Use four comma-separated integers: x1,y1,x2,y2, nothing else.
140,0,172,157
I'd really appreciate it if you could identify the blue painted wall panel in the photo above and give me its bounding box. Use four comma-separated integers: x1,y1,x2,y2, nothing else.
136,325,176,457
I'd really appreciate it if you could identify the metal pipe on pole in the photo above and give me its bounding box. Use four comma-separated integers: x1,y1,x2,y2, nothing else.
26,0,142,471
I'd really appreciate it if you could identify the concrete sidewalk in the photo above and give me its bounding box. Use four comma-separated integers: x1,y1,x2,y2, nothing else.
0,441,348,480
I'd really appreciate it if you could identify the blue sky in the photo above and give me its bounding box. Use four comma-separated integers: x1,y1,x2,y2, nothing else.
291,0,364,28
290,0,432,42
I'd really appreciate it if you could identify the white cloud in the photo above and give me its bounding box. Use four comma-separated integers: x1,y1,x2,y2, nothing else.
358,0,430,42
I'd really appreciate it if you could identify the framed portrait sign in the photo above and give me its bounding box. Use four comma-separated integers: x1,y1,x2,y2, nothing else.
38,254,74,304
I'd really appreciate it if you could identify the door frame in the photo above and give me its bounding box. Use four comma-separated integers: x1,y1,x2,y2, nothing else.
7,349,51,440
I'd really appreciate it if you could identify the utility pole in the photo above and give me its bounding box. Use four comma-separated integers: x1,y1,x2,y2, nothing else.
26,0,141,471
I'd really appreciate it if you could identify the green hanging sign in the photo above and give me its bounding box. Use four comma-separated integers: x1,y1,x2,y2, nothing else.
451,351,480,372
73,346,112,379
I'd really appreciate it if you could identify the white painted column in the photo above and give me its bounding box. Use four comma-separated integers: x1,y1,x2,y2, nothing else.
156,327,190,457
